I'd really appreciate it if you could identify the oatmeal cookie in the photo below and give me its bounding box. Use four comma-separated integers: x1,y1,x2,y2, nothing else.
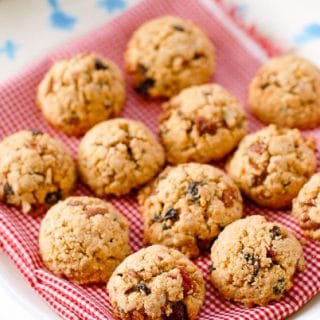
107,245,205,320
77,119,165,196
226,125,316,209
0,130,76,213
39,196,130,284
125,15,215,98
37,53,125,136
249,55,320,129
292,173,320,240
210,215,305,307
159,84,247,164
139,163,243,258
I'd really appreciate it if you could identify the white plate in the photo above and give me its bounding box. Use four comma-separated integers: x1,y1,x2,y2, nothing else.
0,250,319,320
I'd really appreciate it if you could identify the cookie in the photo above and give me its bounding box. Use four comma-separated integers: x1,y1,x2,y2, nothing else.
107,245,205,320
139,163,243,258
125,15,215,98
0,130,76,213
249,55,320,129
210,215,305,307
159,84,247,164
37,53,125,136
292,173,320,240
39,196,130,284
77,119,165,196
226,125,316,209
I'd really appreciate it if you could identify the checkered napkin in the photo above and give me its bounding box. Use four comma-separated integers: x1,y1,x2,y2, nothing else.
0,0,319,319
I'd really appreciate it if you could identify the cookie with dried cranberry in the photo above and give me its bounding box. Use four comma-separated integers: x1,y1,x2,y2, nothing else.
139,163,243,258
125,15,215,98
0,130,76,213
226,125,316,209
39,196,130,284
37,53,125,136
77,118,165,196
210,215,305,307
292,173,320,240
159,84,247,164
249,55,320,129
107,245,205,320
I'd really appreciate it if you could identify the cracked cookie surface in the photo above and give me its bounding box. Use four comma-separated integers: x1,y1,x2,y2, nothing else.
37,53,125,136
292,173,320,240
125,15,215,98
210,215,304,307
0,130,76,213
226,125,316,209
159,84,247,164
77,118,165,196
39,196,130,284
139,163,243,258
249,55,320,129
107,245,205,320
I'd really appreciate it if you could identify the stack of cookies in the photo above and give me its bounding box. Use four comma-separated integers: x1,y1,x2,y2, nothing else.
1,14,319,320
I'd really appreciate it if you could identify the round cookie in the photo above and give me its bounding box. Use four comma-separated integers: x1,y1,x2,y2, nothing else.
292,173,320,240
139,163,243,258
39,196,130,284
0,130,76,213
125,15,215,98
159,84,247,164
249,55,320,129
210,215,305,307
77,119,165,196
37,53,125,136
226,125,316,209
107,245,205,320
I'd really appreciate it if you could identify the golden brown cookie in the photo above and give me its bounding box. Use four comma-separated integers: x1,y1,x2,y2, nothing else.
39,196,130,284
226,125,316,209
292,173,320,240
107,245,205,320
37,53,125,136
0,130,76,213
139,163,243,258
210,215,305,307
159,84,247,164
77,118,165,196
125,15,215,98
249,55,320,129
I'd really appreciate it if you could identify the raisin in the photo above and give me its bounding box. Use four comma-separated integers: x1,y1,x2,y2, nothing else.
173,25,185,32
136,282,150,295
179,267,193,294
249,142,265,154
163,208,178,221
270,226,282,239
117,273,123,277
250,173,267,187
94,59,108,70
243,252,254,265
3,182,14,197
252,260,260,277
138,63,148,74
135,78,155,95
208,263,216,272
165,301,188,320
222,188,236,208
162,223,170,230
31,130,43,136
85,207,109,217
186,181,203,201
273,277,285,295
195,116,217,135
194,53,204,59
152,214,163,222
45,190,61,205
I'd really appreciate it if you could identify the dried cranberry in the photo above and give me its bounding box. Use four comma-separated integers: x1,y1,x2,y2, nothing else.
165,302,188,320
85,207,109,217
179,267,193,295
195,116,217,135
222,188,236,208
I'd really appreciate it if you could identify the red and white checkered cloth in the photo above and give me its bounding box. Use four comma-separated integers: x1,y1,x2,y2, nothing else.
0,0,319,319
